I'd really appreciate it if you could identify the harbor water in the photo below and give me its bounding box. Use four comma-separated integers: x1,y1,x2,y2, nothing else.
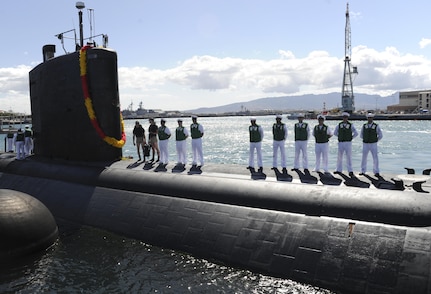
120,115,431,174
1,116,430,293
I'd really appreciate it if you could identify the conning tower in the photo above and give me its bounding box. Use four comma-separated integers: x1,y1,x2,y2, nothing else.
28,2,123,161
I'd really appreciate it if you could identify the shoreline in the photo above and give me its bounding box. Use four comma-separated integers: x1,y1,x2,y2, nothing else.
122,111,431,120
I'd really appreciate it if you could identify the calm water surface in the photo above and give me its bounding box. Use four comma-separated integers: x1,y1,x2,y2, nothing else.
1,116,430,293
1,221,333,294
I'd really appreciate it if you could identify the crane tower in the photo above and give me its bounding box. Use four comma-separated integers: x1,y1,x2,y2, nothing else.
341,2,357,114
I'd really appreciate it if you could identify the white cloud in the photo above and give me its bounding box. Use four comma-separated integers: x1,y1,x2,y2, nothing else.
419,38,431,49
2,47,431,113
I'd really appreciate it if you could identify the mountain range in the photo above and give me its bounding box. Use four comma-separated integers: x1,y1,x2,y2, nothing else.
187,92,399,114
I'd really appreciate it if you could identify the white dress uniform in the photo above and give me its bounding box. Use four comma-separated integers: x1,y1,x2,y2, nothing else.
272,116,288,168
249,119,264,169
24,126,33,156
360,114,383,175
313,116,332,173
175,121,189,165
158,121,171,165
293,116,310,170
14,130,25,160
334,113,358,173
190,118,204,166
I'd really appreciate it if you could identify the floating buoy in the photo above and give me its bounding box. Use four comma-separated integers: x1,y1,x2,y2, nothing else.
0,189,58,260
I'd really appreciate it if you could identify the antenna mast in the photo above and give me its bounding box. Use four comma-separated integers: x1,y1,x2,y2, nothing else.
341,2,357,114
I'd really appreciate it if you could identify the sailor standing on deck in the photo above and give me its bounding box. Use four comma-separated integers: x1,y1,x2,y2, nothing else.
293,113,310,172
190,115,204,167
272,114,288,172
312,114,333,173
175,119,189,165
132,121,146,161
24,125,33,156
360,113,383,176
6,127,14,152
334,112,358,176
14,128,25,160
148,118,160,162
157,119,171,165
248,117,264,173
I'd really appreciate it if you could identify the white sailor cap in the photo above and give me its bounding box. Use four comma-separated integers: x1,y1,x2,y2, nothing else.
298,113,305,118
161,118,166,122
317,114,325,120
342,112,350,117
366,112,375,118
276,114,282,119
177,118,183,122
191,115,197,119
250,117,256,121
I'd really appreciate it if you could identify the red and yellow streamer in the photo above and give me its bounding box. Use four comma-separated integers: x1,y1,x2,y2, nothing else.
79,46,126,148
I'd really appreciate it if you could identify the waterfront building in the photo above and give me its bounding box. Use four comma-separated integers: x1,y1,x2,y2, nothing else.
388,90,431,113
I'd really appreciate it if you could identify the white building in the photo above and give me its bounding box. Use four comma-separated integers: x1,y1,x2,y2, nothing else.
387,90,431,113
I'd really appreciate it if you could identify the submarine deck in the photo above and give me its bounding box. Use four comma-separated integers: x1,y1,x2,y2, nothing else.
108,157,431,192
1,152,430,192
2,152,431,192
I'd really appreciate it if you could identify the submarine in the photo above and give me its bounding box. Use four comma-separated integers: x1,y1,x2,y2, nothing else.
1,4,431,294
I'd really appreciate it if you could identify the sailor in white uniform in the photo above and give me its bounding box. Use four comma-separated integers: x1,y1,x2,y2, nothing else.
158,119,171,165
175,119,189,165
24,125,33,156
334,112,358,176
272,114,288,171
360,113,383,176
248,117,264,173
190,115,204,167
14,128,25,160
293,113,310,171
312,114,332,173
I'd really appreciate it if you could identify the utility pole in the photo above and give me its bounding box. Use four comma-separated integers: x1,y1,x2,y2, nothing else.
341,2,357,114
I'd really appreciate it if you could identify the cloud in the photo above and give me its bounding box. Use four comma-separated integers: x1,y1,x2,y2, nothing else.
0,66,32,113
2,46,431,113
353,46,431,94
419,38,431,49
0,66,30,94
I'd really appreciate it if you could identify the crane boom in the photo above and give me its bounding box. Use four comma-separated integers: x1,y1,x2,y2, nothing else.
341,2,355,113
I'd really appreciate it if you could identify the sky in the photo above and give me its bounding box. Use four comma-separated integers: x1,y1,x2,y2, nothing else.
2,1,431,113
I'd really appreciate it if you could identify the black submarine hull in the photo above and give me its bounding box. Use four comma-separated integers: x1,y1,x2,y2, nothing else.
0,156,430,294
